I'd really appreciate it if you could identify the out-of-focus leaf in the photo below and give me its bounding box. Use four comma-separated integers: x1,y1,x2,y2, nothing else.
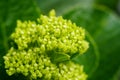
63,5,120,80
95,0,119,12
112,67,120,80
72,31,99,77
118,0,120,15
37,0,94,15
0,0,40,80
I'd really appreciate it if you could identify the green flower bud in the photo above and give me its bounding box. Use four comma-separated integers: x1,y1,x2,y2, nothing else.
3,10,89,80
58,61,87,80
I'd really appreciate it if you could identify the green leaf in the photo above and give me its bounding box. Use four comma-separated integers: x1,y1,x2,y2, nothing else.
112,66,120,80
95,0,119,11
37,0,94,15
63,5,120,80
0,0,40,79
49,51,70,64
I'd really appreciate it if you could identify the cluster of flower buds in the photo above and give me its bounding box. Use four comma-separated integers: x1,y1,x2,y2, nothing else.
3,10,89,80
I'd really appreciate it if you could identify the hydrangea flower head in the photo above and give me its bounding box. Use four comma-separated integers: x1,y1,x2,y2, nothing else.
3,10,89,80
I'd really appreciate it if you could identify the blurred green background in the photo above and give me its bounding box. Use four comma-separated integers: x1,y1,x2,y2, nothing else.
0,0,120,80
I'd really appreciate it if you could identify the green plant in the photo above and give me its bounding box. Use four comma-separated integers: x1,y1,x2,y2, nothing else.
1,0,120,80
3,10,89,80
